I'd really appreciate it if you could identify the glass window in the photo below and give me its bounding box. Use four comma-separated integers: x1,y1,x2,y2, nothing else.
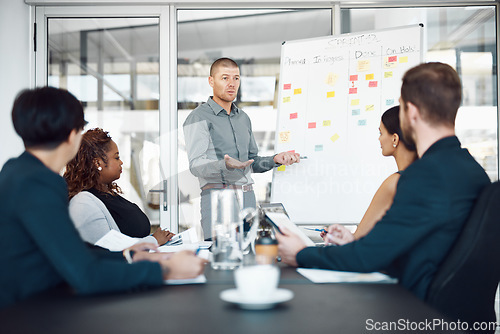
341,6,498,181
48,18,162,225
177,9,333,234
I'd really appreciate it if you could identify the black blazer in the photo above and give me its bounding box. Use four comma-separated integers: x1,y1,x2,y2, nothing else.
0,152,163,308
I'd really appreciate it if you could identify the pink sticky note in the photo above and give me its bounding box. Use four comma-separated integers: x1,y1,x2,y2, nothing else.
388,56,397,62
288,150,295,153
350,75,358,81
349,88,358,94
290,113,298,119
369,81,378,88
308,122,316,129
284,83,292,90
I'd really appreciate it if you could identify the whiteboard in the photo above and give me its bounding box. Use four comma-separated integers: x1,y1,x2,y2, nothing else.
271,25,423,225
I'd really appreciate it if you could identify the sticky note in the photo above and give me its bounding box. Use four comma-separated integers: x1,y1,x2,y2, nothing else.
384,58,397,69
351,99,360,106
384,71,393,78
288,150,295,153
350,75,358,81
283,97,291,103
330,134,340,143
277,165,286,171
315,145,323,152
279,131,291,143
349,88,357,94
365,73,374,80
323,120,331,126
388,56,397,62
326,91,335,98
365,104,375,111
352,109,360,116
358,119,367,126
325,72,339,86
290,113,298,120
283,83,291,90
399,56,408,63
386,99,394,106
357,60,370,72
294,88,302,95
308,122,316,129
368,81,378,88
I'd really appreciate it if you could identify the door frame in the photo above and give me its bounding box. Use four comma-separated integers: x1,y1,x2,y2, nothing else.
34,5,178,231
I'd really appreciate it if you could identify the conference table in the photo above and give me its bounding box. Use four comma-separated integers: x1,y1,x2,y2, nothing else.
0,263,457,334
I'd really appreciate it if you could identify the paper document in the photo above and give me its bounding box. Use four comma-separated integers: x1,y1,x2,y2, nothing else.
164,228,199,246
297,268,397,284
95,230,140,251
158,242,212,255
164,274,207,285
265,212,315,247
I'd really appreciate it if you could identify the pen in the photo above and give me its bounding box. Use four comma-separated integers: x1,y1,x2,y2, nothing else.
304,227,327,233
194,247,202,256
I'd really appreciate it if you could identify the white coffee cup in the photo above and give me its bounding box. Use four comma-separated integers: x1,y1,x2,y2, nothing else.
234,264,280,301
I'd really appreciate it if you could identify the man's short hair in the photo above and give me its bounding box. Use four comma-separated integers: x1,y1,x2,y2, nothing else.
401,62,462,127
210,58,239,77
12,86,86,149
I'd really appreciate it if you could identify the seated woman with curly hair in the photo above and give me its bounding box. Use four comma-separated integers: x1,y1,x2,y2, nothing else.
64,128,174,246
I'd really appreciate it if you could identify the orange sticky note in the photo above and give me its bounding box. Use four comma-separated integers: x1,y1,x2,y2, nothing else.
308,122,317,129
365,74,374,80
294,88,302,95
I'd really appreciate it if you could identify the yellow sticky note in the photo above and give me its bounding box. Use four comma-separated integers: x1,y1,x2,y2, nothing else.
365,73,374,80
294,88,302,95
279,131,291,143
357,60,370,72
399,56,408,63
326,91,335,98
323,120,331,126
366,104,375,111
384,71,393,78
351,99,360,106
331,133,340,143
283,96,291,103
277,165,286,172
324,72,339,86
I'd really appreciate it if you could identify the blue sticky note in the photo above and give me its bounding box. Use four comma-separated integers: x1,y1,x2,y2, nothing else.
358,119,367,126
352,109,360,116
315,144,323,152
386,99,394,106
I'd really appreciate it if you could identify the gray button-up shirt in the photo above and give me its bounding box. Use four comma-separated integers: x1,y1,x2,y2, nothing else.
183,97,277,188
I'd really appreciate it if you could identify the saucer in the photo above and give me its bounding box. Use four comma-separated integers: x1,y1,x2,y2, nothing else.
219,288,294,310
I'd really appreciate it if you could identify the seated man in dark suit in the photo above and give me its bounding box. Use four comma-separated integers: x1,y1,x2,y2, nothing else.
276,62,491,300
0,87,207,308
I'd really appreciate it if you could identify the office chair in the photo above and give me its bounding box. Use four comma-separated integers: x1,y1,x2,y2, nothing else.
426,181,500,334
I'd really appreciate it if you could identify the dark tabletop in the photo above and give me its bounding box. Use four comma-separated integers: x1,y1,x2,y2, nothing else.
0,265,456,334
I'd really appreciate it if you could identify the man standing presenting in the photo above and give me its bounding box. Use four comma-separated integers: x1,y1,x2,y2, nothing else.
276,62,490,300
184,58,300,239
